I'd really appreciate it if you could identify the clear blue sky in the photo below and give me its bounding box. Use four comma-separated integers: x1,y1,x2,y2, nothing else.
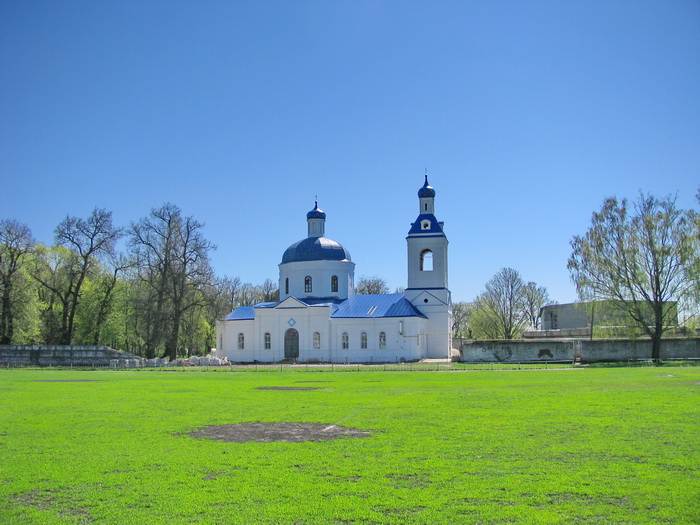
1,1,698,304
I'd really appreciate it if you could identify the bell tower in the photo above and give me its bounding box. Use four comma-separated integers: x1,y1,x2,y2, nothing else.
405,175,449,303
405,174,452,358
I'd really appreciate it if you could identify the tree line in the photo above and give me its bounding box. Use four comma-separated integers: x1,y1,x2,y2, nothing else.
455,191,699,350
2,191,698,358
0,203,279,358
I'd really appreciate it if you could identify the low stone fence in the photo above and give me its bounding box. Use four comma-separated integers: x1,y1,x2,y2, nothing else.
0,346,231,368
459,337,700,363
0,345,138,367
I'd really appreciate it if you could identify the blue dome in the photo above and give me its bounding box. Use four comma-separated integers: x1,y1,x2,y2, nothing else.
306,202,326,220
282,236,351,264
418,175,436,198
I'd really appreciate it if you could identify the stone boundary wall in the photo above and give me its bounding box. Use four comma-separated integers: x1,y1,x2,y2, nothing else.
460,338,700,363
0,345,139,367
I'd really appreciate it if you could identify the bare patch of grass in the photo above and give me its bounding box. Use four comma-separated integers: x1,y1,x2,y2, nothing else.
182,422,372,443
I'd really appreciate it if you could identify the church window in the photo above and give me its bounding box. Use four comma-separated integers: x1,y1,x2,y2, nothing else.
342,332,349,350
285,278,289,295
421,220,430,230
379,332,386,348
305,276,312,293
331,275,338,293
420,250,433,271
361,332,367,349
238,333,244,350
424,202,428,212
313,332,321,349
264,332,271,350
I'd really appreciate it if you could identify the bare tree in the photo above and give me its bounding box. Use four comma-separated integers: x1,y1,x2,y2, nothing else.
470,268,528,340
129,203,215,360
451,301,473,337
522,282,551,330
260,278,279,302
0,220,34,344
568,193,699,361
355,275,389,295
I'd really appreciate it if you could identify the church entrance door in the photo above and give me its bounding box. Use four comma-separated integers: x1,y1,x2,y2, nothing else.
284,328,299,359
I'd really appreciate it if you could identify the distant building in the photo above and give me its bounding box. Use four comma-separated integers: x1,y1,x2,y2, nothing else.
532,300,678,338
216,176,453,362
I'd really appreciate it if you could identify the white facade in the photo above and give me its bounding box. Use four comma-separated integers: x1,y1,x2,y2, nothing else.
216,177,452,363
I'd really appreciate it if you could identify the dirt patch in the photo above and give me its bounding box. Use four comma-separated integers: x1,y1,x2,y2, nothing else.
256,386,328,391
33,380,102,382
183,422,372,443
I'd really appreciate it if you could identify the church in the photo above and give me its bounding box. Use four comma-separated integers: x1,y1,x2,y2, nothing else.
216,176,453,363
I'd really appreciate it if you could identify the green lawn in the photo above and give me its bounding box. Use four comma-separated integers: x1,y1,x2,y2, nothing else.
0,367,698,524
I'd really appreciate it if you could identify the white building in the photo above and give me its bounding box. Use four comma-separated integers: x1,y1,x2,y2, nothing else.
216,176,452,363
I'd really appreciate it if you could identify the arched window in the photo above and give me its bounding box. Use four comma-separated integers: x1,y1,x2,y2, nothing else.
237,333,244,350
420,249,433,271
342,332,349,350
305,276,312,293
313,332,321,349
331,275,338,293
379,332,386,349
264,332,271,350
361,332,367,349
285,278,289,295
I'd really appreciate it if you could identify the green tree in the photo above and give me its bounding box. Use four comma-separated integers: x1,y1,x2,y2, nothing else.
31,208,122,345
0,219,34,344
568,193,699,361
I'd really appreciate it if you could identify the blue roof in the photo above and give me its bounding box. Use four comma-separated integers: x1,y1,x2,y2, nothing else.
331,293,427,319
306,202,326,220
281,236,352,264
222,295,425,321
223,306,256,320
418,175,436,198
407,214,445,235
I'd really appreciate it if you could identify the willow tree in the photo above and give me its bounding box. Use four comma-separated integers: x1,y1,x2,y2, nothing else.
568,193,698,361
31,209,122,345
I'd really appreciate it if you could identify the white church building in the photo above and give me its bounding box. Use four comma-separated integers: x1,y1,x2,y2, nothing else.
216,176,452,363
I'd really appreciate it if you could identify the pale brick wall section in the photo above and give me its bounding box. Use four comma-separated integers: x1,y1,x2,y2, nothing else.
459,338,699,363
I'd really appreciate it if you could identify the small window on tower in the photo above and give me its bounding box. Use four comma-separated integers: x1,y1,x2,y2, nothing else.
331,275,338,293
285,278,289,295
305,276,312,293
421,220,431,230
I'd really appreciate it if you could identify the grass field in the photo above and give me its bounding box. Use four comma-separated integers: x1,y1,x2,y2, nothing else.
0,366,698,524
